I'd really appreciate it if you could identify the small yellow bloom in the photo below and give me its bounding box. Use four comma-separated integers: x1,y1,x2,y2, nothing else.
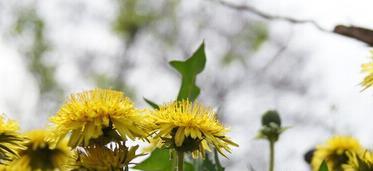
147,100,238,159
5,129,71,171
0,114,26,164
66,143,143,171
311,136,363,171
361,51,373,90
49,88,148,148
343,150,373,171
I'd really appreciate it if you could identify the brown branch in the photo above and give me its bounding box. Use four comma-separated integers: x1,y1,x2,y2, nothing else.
215,0,329,32
214,0,373,47
334,25,373,46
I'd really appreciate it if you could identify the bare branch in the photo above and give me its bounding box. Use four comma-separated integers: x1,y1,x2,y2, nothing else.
334,25,373,46
214,0,329,32
213,0,373,47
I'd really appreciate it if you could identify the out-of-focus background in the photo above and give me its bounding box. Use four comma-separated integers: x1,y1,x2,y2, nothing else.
1,0,373,170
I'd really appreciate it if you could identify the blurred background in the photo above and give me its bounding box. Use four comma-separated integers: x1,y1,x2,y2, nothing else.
0,0,373,170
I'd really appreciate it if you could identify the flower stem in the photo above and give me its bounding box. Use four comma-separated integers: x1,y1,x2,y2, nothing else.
177,151,184,171
172,150,177,171
269,140,275,171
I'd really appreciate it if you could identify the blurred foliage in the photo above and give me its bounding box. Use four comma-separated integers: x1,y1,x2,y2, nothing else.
221,22,268,66
12,8,62,96
112,0,156,41
251,23,268,51
92,73,136,99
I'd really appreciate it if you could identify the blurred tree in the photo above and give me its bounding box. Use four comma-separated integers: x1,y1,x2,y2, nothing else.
11,6,63,117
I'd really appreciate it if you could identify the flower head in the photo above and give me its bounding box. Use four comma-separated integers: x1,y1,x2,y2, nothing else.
66,142,143,171
49,88,148,148
5,129,71,171
0,114,26,164
361,51,373,90
311,136,363,171
147,100,238,159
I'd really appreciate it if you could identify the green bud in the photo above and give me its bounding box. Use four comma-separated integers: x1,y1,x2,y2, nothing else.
261,110,281,127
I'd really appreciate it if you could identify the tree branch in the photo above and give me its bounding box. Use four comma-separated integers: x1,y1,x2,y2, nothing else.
213,0,373,47
334,25,373,46
214,0,329,32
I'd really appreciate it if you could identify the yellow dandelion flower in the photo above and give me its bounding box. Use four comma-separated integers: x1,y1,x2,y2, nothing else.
343,150,373,171
6,129,71,171
66,143,144,171
0,114,26,164
148,100,238,159
49,88,148,148
311,136,363,171
361,51,373,90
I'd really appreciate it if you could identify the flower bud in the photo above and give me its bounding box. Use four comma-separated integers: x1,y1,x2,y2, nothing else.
261,110,281,127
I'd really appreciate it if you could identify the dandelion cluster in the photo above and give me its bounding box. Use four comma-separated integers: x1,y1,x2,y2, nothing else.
0,88,234,171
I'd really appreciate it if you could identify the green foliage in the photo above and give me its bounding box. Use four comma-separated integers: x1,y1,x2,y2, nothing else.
92,73,136,99
13,8,60,95
133,149,194,171
221,22,268,66
113,0,155,40
170,42,206,101
143,98,160,109
318,160,329,171
201,155,224,171
251,23,268,50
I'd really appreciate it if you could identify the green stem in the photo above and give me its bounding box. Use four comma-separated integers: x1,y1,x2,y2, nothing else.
214,149,223,170
269,140,275,171
177,151,184,171
172,150,178,171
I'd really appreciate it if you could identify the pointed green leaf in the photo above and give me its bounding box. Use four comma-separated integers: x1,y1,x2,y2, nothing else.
200,154,224,171
169,42,206,101
318,160,329,171
143,97,159,109
133,149,194,171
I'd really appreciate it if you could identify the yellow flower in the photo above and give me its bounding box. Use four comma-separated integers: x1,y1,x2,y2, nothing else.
147,100,238,159
5,129,71,171
66,143,143,171
361,51,373,90
0,114,26,164
311,136,363,171
49,88,148,148
343,150,373,171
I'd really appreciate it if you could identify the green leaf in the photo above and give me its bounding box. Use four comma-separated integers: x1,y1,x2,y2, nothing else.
143,97,159,109
251,23,268,51
134,149,194,171
318,160,329,171
169,42,206,101
200,154,224,171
